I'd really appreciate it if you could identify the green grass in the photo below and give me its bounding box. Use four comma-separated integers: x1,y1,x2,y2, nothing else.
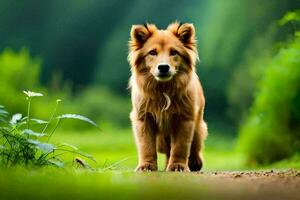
51,125,299,171
0,126,246,200
50,125,246,171
52,125,300,171
0,125,299,200
0,168,249,200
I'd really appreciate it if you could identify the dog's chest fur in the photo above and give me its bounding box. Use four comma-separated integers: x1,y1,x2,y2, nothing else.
137,92,195,130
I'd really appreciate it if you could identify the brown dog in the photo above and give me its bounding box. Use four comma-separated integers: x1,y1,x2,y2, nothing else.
128,22,207,172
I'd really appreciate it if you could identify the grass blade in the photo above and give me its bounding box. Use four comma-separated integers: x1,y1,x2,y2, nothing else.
22,129,47,137
30,118,48,124
27,139,56,153
48,158,64,168
57,114,98,127
58,143,79,150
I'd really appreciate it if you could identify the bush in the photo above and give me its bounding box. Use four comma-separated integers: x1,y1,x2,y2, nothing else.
237,32,300,165
0,48,42,115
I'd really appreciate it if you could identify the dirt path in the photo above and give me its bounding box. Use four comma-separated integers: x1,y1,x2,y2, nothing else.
193,169,300,200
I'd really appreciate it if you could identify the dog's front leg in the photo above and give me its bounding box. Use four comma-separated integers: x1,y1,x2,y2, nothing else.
132,118,157,172
167,120,194,172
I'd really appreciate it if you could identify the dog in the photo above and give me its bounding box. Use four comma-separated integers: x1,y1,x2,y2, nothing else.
128,22,207,172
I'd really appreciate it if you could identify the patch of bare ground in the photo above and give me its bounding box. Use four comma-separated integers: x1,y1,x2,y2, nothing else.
193,169,300,200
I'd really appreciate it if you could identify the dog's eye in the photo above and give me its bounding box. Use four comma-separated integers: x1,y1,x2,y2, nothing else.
170,49,178,56
148,50,157,56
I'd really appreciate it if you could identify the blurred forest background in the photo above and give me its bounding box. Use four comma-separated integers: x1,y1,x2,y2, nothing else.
0,0,299,167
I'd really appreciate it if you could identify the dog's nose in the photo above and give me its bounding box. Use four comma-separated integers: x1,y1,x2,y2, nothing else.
158,64,170,74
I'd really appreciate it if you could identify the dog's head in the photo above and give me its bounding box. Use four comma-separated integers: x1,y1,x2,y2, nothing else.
128,22,198,82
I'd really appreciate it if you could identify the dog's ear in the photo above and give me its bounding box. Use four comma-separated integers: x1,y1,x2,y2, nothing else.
168,22,196,46
130,24,156,49
177,23,195,44
168,22,198,65
131,25,149,44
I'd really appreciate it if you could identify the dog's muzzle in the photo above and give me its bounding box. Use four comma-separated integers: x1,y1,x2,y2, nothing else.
155,64,173,81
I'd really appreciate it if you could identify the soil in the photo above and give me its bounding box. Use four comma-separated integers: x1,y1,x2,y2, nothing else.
193,169,300,200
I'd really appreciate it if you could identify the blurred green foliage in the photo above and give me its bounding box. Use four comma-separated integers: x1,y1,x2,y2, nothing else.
238,14,300,164
0,49,130,129
62,87,131,128
0,48,41,115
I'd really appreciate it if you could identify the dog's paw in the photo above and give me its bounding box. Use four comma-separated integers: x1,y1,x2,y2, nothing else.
166,163,190,172
188,155,203,172
135,163,157,172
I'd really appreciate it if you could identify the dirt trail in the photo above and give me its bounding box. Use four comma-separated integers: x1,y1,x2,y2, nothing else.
194,169,300,200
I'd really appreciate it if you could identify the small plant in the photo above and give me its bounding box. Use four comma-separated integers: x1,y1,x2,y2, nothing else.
0,90,98,168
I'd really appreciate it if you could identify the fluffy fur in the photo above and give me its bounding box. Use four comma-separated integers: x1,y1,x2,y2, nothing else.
128,22,207,172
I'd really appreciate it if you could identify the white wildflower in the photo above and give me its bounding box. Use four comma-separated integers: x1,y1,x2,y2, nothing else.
23,91,43,97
